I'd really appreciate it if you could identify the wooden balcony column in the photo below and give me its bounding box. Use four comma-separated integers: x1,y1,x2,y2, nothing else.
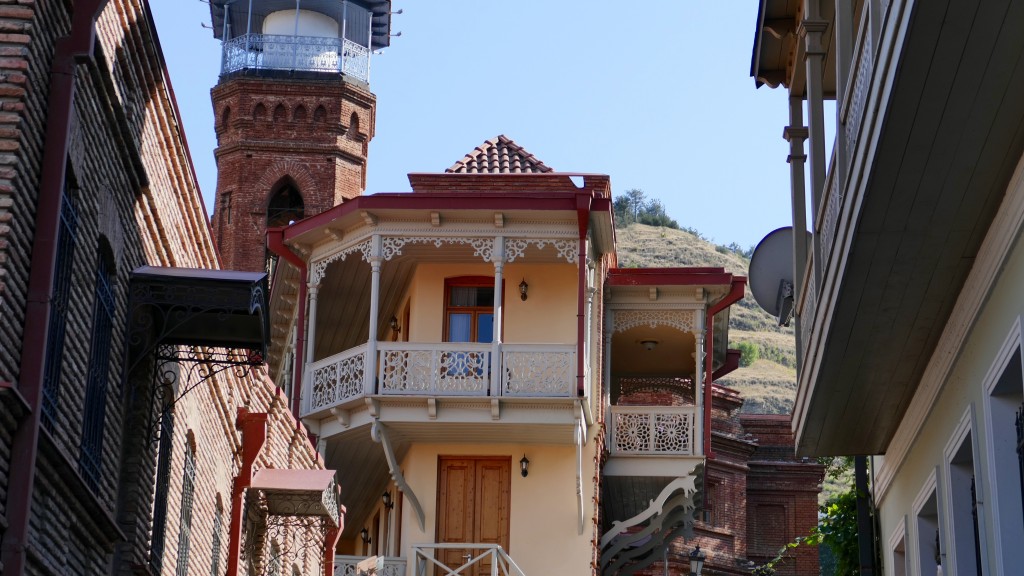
784,96,810,369
365,234,383,395
799,0,829,287
693,312,706,457
305,280,320,365
490,236,505,397
834,0,855,190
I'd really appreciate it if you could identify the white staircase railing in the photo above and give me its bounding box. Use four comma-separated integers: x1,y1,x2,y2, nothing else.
412,544,525,576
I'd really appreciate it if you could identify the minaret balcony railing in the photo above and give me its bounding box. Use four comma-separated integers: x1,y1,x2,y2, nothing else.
221,33,370,81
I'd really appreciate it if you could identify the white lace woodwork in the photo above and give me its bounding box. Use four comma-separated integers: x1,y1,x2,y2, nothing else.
379,343,491,396
333,556,406,576
309,236,579,285
306,345,367,413
501,345,575,397
611,309,698,335
380,236,494,262
608,406,695,456
504,238,578,263
309,240,370,285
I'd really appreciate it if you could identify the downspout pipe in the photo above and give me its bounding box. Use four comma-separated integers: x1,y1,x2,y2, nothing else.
575,193,593,396
268,227,307,422
226,409,268,576
703,277,746,458
1,2,109,574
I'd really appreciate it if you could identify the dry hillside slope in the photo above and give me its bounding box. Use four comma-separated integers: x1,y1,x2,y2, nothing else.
615,224,796,414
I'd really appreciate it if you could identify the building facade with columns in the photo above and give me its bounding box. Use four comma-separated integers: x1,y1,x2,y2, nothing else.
752,0,1024,574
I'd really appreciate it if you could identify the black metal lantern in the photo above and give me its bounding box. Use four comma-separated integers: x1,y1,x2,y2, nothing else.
519,279,529,301
382,490,394,510
360,528,371,545
520,455,530,477
689,546,705,575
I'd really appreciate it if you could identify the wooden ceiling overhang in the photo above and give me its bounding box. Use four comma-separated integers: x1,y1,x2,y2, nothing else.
751,0,840,97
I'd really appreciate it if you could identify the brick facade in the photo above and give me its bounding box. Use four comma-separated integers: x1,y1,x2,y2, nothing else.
630,387,824,575
0,1,330,575
210,74,376,272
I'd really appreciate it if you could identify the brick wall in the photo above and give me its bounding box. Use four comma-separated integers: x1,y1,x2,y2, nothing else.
210,75,376,272
0,1,331,574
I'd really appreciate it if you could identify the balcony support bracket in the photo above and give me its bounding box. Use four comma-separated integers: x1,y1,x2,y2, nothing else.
427,398,437,420
372,419,425,531
491,398,500,421
330,407,350,428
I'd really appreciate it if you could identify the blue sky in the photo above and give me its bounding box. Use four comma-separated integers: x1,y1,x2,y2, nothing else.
151,1,807,250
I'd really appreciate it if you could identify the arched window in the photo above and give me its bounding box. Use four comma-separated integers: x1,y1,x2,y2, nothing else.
313,105,327,123
253,103,267,121
273,103,287,122
293,105,307,122
267,180,304,228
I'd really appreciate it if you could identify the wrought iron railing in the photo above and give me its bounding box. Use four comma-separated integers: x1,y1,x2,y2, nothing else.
220,33,371,82
303,343,577,416
412,544,525,576
334,555,406,576
607,406,696,456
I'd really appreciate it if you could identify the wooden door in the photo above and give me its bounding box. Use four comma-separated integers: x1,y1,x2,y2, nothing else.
436,457,511,576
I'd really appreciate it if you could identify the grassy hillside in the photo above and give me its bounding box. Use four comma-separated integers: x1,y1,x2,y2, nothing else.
615,224,797,415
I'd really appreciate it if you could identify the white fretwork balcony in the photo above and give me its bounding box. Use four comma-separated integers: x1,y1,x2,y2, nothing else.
608,406,696,457
221,33,370,81
304,343,576,417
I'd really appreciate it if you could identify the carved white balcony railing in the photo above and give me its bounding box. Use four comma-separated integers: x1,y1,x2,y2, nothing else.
302,343,578,417
412,544,525,576
379,342,492,396
608,406,696,456
335,555,406,576
307,344,367,414
221,33,371,82
501,344,575,397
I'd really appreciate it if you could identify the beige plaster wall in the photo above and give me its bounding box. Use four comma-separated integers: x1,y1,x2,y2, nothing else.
406,262,579,344
390,442,598,576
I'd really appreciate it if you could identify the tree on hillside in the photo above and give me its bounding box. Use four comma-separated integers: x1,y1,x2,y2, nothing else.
613,189,680,229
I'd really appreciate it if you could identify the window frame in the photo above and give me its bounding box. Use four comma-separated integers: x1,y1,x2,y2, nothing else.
442,276,503,343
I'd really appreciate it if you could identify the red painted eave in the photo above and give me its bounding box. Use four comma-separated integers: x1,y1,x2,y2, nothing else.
607,267,741,287
282,191,613,244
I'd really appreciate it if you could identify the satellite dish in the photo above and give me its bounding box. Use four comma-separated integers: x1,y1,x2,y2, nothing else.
748,227,809,327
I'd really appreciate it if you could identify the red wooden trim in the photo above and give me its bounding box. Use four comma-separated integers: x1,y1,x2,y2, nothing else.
607,267,739,286
575,194,591,396
226,410,268,576
703,278,748,459
282,192,612,241
267,228,307,421
442,276,503,342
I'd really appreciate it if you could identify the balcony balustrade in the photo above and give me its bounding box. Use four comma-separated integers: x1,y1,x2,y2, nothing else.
221,33,370,81
335,555,406,576
411,544,525,576
607,406,696,456
304,343,576,417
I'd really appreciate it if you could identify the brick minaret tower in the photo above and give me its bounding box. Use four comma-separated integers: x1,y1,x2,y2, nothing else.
208,0,392,272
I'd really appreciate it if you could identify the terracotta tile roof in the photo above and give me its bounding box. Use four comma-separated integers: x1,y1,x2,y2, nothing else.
446,135,553,174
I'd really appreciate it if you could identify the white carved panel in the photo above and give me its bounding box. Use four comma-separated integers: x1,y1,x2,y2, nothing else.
502,350,575,397
308,348,366,413
504,238,578,263
612,309,698,334
310,240,371,284
609,407,695,455
380,236,494,262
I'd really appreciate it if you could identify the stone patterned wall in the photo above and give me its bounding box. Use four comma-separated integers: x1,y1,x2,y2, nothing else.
0,1,329,575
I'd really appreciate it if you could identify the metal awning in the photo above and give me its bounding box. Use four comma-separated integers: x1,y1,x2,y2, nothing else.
128,266,269,360
251,468,341,527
